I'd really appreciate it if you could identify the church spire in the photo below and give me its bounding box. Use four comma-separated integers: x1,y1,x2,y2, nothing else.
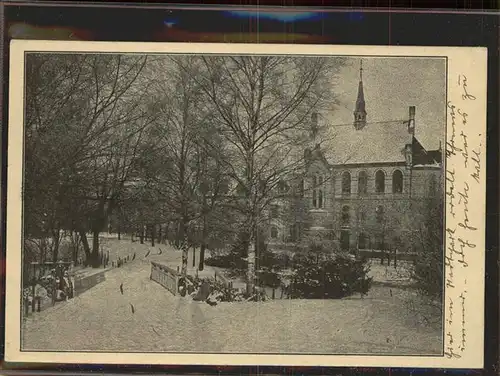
354,59,367,130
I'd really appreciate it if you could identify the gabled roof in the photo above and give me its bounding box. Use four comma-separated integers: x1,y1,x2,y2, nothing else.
327,120,413,166
427,150,442,164
305,144,330,168
412,138,441,165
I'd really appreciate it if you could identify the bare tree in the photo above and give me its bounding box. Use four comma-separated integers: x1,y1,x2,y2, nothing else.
25,53,155,267
141,56,228,278
195,55,342,293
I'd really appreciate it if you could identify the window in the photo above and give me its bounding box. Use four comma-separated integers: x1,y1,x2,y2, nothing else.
278,180,288,194
271,227,278,239
358,171,368,195
376,235,385,250
340,230,350,251
341,206,350,226
318,176,324,208
312,175,324,209
270,205,279,219
299,179,305,197
312,175,317,208
376,205,384,223
358,233,368,249
358,208,366,223
375,170,385,193
341,171,351,194
392,170,403,194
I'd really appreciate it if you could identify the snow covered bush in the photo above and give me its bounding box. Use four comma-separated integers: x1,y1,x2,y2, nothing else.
288,253,372,299
189,276,242,302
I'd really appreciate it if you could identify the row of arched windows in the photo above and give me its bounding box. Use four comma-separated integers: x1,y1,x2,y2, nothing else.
341,170,403,195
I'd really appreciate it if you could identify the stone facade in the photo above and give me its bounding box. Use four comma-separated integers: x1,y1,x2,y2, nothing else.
267,63,443,253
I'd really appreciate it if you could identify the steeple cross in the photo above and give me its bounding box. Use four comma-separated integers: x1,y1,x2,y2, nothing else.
360,60,363,81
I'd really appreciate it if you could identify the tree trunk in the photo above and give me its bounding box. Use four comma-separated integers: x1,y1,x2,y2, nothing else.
243,218,257,296
51,229,61,264
247,238,256,295
158,224,162,244
72,231,80,265
199,243,206,271
245,195,258,295
199,198,208,271
91,229,100,268
192,246,196,267
180,219,189,277
139,226,144,244
78,229,91,265
151,224,156,247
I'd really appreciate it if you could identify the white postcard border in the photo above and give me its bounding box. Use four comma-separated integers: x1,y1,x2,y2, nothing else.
5,40,487,368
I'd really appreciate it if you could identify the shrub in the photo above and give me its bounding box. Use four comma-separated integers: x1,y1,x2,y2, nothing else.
256,267,281,288
288,253,372,299
189,276,267,302
205,252,247,270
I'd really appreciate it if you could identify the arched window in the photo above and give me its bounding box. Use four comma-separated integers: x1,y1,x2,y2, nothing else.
376,205,384,223
270,226,278,239
376,235,385,250
341,171,351,195
341,205,350,226
312,175,317,208
358,171,368,195
358,208,366,223
312,175,324,208
358,233,368,249
392,170,403,194
318,176,324,208
375,170,385,193
393,236,402,250
270,205,279,219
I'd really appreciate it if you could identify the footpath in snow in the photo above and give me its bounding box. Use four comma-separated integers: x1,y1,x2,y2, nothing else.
22,238,442,355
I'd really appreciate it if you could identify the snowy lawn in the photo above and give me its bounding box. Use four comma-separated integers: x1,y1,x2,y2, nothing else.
22,239,443,355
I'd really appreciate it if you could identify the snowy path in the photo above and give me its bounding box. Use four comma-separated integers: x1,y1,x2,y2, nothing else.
22,239,442,355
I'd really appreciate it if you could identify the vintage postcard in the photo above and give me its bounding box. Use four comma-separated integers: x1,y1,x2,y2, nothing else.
5,40,487,368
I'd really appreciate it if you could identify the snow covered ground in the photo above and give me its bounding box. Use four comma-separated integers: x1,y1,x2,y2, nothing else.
22,238,442,355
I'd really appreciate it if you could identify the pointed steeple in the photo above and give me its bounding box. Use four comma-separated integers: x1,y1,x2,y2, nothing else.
354,60,367,130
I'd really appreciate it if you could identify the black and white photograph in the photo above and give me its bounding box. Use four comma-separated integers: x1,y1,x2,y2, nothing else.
5,42,487,368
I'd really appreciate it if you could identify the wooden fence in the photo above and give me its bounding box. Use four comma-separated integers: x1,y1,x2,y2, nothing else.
150,261,180,296
73,270,106,297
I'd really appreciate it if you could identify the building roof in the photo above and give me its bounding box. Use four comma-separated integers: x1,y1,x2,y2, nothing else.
327,120,413,166
412,137,441,166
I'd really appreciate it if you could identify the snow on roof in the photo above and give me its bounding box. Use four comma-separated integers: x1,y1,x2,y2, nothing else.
327,120,413,166
413,163,441,168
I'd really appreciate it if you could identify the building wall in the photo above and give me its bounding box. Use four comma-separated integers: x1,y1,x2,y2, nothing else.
330,163,413,251
302,159,335,231
268,160,444,253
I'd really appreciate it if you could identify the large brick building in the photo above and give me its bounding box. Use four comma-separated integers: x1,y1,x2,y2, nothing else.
269,62,443,253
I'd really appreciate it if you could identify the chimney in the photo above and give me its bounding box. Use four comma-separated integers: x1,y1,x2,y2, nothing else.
408,106,416,134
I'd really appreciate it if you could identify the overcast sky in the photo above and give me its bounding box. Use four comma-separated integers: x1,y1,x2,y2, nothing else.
322,56,446,151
